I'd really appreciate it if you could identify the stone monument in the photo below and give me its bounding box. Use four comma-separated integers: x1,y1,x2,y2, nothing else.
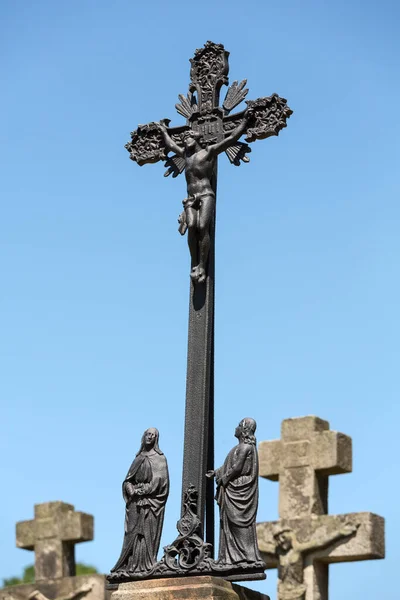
0,502,108,600
256,416,385,600
107,40,292,599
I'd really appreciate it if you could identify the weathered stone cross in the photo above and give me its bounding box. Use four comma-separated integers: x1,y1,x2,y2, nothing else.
16,502,94,581
256,416,385,600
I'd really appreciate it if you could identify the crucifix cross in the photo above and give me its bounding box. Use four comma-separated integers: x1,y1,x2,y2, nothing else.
16,502,94,582
28,584,93,600
256,416,385,600
124,41,292,574
126,41,291,286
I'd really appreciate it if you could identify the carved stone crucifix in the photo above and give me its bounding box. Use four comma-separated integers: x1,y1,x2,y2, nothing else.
125,41,292,571
256,416,385,600
28,584,93,600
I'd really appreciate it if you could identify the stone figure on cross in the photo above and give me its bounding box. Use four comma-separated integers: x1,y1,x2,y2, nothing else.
157,109,255,283
267,522,359,600
257,416,385,600
28,585,93,600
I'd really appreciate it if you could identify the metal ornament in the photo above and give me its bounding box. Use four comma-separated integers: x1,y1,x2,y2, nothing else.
108,41,292,585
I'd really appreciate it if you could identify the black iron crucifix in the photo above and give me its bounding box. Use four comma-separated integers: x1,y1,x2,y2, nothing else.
125,41,292,579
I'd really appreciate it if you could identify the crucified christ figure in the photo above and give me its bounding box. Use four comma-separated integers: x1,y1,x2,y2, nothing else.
264,522,360,600
157,109,254,284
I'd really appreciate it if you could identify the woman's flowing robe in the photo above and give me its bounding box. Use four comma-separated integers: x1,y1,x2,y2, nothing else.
215,442,262,565
111,449,169,573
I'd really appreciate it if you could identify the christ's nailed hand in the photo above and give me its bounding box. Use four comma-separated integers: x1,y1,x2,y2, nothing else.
340,522,360,537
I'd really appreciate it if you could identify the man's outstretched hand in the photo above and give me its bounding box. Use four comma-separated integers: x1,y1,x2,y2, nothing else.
157,118,170,131
245,106,256,121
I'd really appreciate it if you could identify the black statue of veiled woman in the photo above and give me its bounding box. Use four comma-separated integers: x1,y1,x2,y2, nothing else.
111,428,169,575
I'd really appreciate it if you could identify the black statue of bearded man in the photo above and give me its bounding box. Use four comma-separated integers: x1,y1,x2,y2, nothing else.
111,428,169,575
207,418,265,572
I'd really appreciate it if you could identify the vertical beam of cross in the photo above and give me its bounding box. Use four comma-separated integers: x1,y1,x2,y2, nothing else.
181,193,216,548
180,42,230,541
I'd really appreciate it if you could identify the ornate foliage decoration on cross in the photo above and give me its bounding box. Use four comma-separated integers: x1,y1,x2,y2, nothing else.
125,40,292,285
126,41,292,170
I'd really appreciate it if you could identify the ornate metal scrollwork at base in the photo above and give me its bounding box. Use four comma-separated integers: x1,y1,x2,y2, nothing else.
107,485,213,583
155,485,213,575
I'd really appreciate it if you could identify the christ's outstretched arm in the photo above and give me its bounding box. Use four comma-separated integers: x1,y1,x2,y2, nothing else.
297,522,359,554
208,109,254,156
158,122,184,157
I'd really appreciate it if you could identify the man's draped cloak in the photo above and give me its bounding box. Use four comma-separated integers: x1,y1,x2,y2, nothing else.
215,442,263,565
111,449,169,573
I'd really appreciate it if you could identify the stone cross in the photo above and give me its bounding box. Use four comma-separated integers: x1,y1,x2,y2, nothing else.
16,502,94,581
256,416,385,600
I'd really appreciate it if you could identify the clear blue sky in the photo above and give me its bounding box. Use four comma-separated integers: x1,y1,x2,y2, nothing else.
1,1,398,598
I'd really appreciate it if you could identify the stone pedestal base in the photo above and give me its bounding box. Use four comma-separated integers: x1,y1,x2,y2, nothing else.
110,577,269,600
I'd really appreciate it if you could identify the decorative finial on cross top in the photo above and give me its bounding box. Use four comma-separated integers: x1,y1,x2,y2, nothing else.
125,40,292,285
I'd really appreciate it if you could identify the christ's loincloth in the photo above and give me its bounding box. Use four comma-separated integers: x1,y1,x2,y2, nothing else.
178,191,215,235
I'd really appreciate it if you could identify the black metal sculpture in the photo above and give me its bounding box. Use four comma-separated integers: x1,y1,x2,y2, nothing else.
207,418,265,577
110,428,169,576
126,42,291,291
108,41,292,585
156,484,214,576
157,113,254,284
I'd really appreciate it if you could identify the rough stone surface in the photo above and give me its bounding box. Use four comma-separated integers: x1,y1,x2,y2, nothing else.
0,574,109,600
16,502,93,581
109,577,270,600
257,512,385,566
1,504,104,600
257,416,385,600
259,416,352,518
